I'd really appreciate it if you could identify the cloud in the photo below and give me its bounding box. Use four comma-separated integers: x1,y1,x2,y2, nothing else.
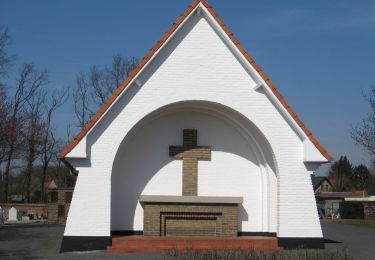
240,3,375,36
328,12,375,30
259,8,310,27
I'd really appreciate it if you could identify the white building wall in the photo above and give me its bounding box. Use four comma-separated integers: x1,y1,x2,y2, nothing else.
64,13,322,238
64,166,111,237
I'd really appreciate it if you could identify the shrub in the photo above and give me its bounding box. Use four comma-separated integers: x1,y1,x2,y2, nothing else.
165,249,356,260
339,202,364,219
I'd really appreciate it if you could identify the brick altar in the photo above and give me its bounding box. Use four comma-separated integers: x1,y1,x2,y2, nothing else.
140,195,243,237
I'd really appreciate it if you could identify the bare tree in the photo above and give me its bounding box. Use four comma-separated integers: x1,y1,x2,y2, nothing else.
0,25,12,200
0,86,9,202
2,63,47,202
40,89,67,201
0,86,9,164
0,25,13,82
89,54,137,106
104,55,137,98
66,124,72,144
89,66,107,106
352,86,375,157
72,54,137,127
73,73,91,128
23,92,45,202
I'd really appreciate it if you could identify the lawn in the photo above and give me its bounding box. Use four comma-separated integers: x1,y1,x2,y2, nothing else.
334,219,375,229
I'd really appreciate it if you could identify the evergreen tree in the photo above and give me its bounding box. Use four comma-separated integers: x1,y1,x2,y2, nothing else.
366,160,375,195
352,164,370,190
328,156,354,191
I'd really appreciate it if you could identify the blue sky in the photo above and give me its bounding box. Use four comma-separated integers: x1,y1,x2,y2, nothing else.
1,0,374,174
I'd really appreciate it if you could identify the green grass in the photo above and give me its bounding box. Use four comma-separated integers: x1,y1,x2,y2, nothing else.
334,219,375,229
165,249,355,260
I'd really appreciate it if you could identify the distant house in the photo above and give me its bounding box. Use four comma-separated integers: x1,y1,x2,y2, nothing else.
311,175,369,219
315,192,351,218
311,176,333,194
44,180,57,192
349,190,367,197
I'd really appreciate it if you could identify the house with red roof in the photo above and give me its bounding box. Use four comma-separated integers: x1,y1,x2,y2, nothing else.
59,0,331,252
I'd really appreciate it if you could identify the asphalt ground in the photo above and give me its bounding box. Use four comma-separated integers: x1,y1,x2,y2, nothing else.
0,224,162,259
321,220,375,260
0,221,374,259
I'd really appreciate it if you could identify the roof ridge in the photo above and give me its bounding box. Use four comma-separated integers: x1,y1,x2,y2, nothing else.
59,0,332,161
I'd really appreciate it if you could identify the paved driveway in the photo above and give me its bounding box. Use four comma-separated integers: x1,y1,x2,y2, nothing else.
0,224,162,259
322,220,375,260
1,222,374,259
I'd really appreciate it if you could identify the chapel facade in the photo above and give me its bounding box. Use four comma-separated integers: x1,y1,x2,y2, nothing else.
59,0,332,252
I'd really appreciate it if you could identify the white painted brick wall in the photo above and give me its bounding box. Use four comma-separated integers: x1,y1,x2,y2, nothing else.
64,13,322,238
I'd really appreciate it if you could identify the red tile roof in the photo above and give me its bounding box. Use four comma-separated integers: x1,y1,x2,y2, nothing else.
349,190,368,197
59,0,332,161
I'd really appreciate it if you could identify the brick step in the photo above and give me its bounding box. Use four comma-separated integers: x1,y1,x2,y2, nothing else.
108,244,279,253
112,235,277,243
111,241,278,249
108,236,279,253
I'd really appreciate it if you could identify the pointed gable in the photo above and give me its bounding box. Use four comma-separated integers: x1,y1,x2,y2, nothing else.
59,0,331,161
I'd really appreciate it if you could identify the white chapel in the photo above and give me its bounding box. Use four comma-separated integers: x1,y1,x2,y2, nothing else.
59,0,331,252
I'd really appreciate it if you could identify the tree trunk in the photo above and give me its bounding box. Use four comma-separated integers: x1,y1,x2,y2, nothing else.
0,162,3,203
3,147,14,203
25,147,35,203
40,159,48,203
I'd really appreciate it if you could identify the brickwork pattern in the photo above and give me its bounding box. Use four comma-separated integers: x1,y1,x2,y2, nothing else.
47,189,73,224
165,216,217,236
169,129,211,196
143,202,238,237
363,202,375,220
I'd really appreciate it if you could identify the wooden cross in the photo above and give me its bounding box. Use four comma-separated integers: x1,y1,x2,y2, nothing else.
169,129,211,196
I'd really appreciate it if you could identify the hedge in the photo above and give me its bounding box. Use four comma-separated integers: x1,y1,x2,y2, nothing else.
339,201,364,219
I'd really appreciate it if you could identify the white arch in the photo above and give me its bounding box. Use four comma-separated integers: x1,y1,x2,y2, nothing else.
111,100,278,233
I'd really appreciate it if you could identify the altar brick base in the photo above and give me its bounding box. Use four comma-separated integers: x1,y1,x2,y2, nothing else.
107,236,279,253
143,203,238,237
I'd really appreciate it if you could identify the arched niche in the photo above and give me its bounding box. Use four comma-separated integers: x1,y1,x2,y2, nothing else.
111,101,278,233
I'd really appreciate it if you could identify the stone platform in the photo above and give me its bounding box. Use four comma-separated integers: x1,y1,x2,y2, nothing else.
107,235,279,253
139,195,243,237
